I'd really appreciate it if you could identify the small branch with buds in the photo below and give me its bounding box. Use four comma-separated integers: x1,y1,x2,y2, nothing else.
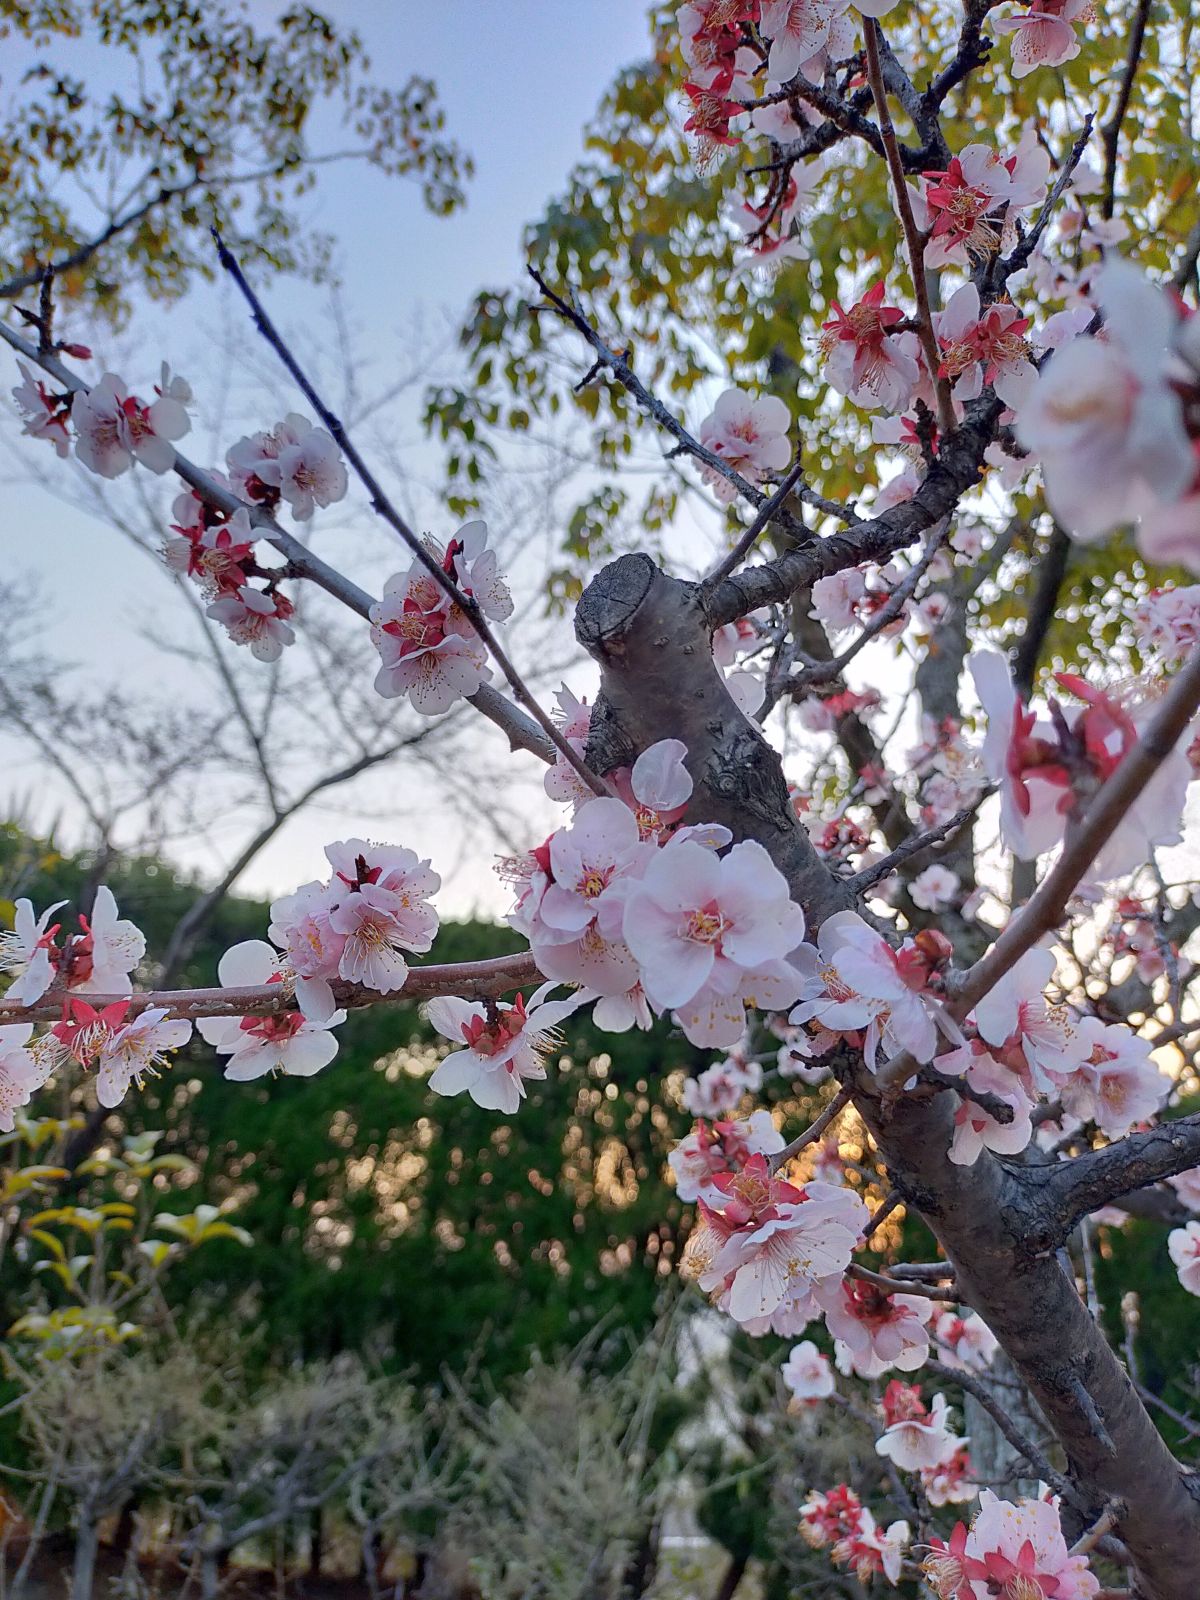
769,1086,853,1173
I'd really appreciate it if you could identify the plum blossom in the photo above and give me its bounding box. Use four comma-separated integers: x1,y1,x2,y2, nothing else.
95,1008,193,1108
876,1385,961,1472
832,1510,910,1586
790,912,957,1072
669,1109,783,1204
268,839,440,1009
993,0,1090,78
165,506,257,599
704,1161,868,1325
226,413,347,517
370,521,510,714
934,1310,999,1371
207,584,296,662
544,687,594,806
1167,1167,1200,1212
1060,1017,1169,1137
820,282,921,413
197,942,345,1080
696,388,792,502
72,370,189,477
952,1489,1101,1599
0,1025,52,1131
933,283,1036,410
1168,1221,1200,1295
921,1445,977,1508
426,983,589,1113
917,133,1049,269
781,1338,835,1407
948,1056,1034,1165
759,0,852,80
12,361,71,455
622,837,806,1044
799,1484,864,1550
970,651,1070,860
910,865,960,912
1015,260,1195,542
1,898,67,1005
969,947,1088,1094
1134,584,1200,667
682,1054,763,1118
819,1276,933,1376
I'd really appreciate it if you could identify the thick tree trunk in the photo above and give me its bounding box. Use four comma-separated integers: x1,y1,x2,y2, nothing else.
576,553,1200,1600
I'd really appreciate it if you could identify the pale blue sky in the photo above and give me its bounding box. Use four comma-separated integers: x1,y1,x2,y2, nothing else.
2,2,660,913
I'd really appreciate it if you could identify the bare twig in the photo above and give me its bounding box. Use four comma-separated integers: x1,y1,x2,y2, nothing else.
212,232,611,797
769,1087,853,1172
703,460,810,588
845,1262,959,1301
1100,0,1153,220
847,789,993,893
862,19,956,437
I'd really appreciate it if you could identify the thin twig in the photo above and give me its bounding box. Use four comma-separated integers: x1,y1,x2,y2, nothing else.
1071,1501,1127,1558
861,1188,902,1241
845,1263,959,1301
847,789,993,893
769,1087,853,1172
1100,0,1153,220
213,232,611,798
703,460,810,587
922,1358,1087,1510
862,19,956,437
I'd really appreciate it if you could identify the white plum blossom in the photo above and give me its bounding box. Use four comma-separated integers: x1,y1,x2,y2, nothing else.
876,1392,961,1472
933,1310,999,1371
95,1007,193,1108
711,1180,868,1326
426,983,588,1113
781,1339,835,1406
197,942,345,1080
0,1025,52,1131
682,1055,763,1119
1061,1018,1170,1138
1134,585,1200,666
1168,1221,1200,1296
993,0,1091,79
910,865,960,912
933,282,1036,410
948,1057,1034,1166
1,898,66,1006
669,1109,783,1204
1015,260,1195,542
1167,1167,1200,1212
970,651,1070,861
759,0,852,81
697,388,792,503
544,687,594,806
819,1276,933,1376
71,887,146,996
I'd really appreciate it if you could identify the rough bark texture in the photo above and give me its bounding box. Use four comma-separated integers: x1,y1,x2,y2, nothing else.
575,553,1200,1600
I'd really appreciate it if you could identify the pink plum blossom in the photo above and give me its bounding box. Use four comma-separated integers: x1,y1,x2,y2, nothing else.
1167,1167,1200,1212
921,1445,977,1507
993,0,1091,78
969,651,1070,860
207,584,296,662
832,1510,910,1586
962,1489,1101,1599
426,983,589,1113
72,370,189,477
759,0,852,81
622,835,806,1039
781,1338,835,1406
12,361,71,455
697,388,792,502
819,1276,933,1376
544,686,594,806
820,282,921,413
197,942,345,1080
670,1108,784,1204
934,1310,999,1372
933,282,1036,410
948,1056,1034,1166
1168,1221,1200,1296
1135,584,1200,666
226,413,346,516
682,1054,763,1118
1060,1017,1169,1137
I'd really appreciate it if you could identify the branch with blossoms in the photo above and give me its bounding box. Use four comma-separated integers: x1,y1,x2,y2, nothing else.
7,0,1200,1595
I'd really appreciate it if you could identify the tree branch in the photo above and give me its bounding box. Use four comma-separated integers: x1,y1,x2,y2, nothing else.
1100,0,1153,220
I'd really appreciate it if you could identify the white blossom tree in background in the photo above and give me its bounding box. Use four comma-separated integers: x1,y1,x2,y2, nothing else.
7,0,1200,1596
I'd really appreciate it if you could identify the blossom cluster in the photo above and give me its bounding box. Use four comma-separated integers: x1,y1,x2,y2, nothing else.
370,519,513,714
924,1489,1100,1599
